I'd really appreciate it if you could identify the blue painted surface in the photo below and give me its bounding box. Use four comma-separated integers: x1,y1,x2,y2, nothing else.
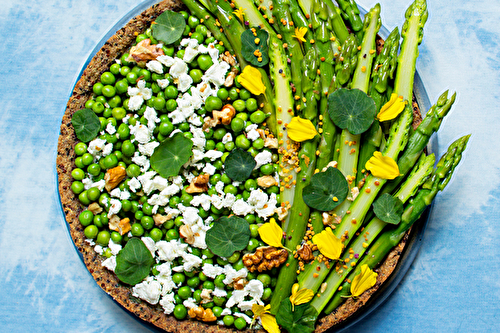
0,0,499,332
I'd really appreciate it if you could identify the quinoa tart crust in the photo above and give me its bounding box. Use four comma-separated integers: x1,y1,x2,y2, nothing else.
56,1,425,332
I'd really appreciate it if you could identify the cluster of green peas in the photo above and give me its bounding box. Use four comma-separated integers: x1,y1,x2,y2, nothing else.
70,10,282,330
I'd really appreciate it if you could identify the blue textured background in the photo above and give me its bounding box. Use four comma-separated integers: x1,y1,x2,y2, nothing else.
0,0,498,332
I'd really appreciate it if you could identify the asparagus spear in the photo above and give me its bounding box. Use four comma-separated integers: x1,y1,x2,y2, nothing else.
335,0,364,40
331,34,358,89
313,0,338,171
331,4,381,217
325,134,470,312
308,153,434,312
288,0,315,54
356,27,400,183
272,0,306,101
269,47,320,314
333,0,428,243
232,0,275,32
383,90,457,195
321,0,350,45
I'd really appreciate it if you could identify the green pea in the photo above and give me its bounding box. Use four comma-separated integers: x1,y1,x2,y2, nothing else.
205,96,223,112
131,223,144,237
126,164,141,178
78,190,91,205
262,287,272,301
187,276,200,288
166,98,177,112
165,85,178,99
227,252,240,264
71,168,85,181
140,216,154,230
96,230,110,246
79,210,94,227
233,259,245,271
126,72,138,84
103,154,118,169
234,317,247,330
136,33,148,44
74,142,88,156
173,305,187,320
212,306,223,318
178,122,190,132
197,54,213,71
193,289,203,303
260,163,275,175
187,15,199,28
85,99,95,110
87,187,101,202
81,153,94,166
119,65,131,76
84,225,99,239
110,231,122,244
93,82,104,95
246,98,258,112
246,238,259,252
213,128,227,141
189,68,203,83
223,315,234,326
250,110,266,124
108,95,121,109
230,117,245,133
101,85,116,98
190,31,204,44
239,89,251,100
224,141,235,151
257,273,271,287
178,286,192,299
166,229,179,241
203,280,215,290
109,63,121,75
71,181,84,194
217,87,229,101
195,24,208,37
172,273,186,285
232,99,246,112
235,134,251,149
169,196,181,208
138,69,151,82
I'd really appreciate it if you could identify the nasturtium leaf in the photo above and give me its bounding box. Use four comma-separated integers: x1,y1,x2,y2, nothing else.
71,108,100,142
205,216,251,258
302,167,349,211
372,193,404,224
150,132,193,178
276,298,318,333
224,148,256,182
328,88,377,135
241,28,269,67
115,238,155,285
151,10,186,45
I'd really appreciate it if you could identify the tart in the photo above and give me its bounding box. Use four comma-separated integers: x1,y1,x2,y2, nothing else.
57,0,465,332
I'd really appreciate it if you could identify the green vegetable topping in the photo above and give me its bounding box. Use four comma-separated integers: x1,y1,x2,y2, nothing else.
115,238,155,285
71,108,101,142
205,216,251,258
224,148,256,181
302,167,349,211
372,193,404,225
150,132,193,178
241,28,269,67
328,88,377,135
151,10,186,45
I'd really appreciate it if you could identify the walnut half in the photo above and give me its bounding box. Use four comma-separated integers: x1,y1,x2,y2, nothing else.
242,246,288,272
104,166,126,192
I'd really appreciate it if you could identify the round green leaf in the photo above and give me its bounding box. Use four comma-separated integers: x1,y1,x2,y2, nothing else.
241,28,269,67
224,148,256,182
328,88,376,135
115,238,155,285
205,216,251,258
276,298,318,333
151,10,186,45
71,108,100,142
373,193,404,224
302,167,349,211
150,132,193,178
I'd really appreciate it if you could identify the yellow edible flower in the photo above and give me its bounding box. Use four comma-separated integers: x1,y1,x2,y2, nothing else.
350,264,378,297
312,227,343,260
377,93,407,122
292,27,307,43
289,283,314,311
286,117,318,142
258,218,286,249
365,151,401,179
232,8,246,23
238,65,266,96
252,304,280,333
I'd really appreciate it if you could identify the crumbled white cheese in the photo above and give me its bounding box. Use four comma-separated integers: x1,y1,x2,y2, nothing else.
132,276,162,305
254,150,273,169
128,177,141,192
101,256,116,272
108,239,122,256
156,239,188,262
157,78,170,89
138,141,160,157
108,199,122,218
106,123,116,135
146,60,164,74
159,292,176,314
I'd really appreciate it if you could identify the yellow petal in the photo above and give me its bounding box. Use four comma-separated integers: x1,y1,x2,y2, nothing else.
292,27,307,43
377,93,407,122
238,65,266,96
261,314,281,333
312,227,343,260
258,218,284,248
232,8,246,23
289,283,314,310
252,303,271,317
365,151,400,179
350,264,378,297
287,117,318,142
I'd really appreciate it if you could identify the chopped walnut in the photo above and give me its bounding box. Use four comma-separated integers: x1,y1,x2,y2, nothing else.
188,307,217,322
220,52,237,67
257,175,278,188
264,137,279,149
233,278,248,290
203,104,236,130
322,212,334,225
297,243,314,262
185,173,210,194
87,202,103,215
109,216,131,236
153,213,168,226
224,67,239,87
126,38,164,63
179,224,195,245
200,289,213,304
104,166,126,192
242,246,288,272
